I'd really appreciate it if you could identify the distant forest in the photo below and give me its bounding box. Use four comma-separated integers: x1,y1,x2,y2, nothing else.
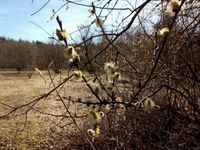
0,37,66,73
0,36,119,74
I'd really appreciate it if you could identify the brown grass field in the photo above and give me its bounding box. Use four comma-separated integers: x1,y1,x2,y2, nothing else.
1,71,199,149
0,71,94,149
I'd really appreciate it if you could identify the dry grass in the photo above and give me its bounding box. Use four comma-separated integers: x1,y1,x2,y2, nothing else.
0,71,93,149
1,71,199,149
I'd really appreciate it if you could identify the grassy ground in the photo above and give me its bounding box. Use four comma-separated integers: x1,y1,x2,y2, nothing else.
1,71,200,149
0,71,93,149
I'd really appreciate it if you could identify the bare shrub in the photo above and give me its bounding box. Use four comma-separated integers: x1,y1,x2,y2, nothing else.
0,0,200,149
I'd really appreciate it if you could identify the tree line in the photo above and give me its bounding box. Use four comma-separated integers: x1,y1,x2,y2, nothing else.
0,37,65,73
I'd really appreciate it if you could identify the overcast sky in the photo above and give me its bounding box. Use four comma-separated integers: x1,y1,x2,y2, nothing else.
0,0,91,42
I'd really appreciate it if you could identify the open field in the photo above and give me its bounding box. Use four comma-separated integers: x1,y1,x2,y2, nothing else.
0,71,200,149
0,71,94,149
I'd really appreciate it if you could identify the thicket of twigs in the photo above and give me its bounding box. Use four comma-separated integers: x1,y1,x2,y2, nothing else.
1,0,200,149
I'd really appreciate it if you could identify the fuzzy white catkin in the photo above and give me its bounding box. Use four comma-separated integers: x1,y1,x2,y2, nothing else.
56,29,69,40
95,18,104,27
104,62,117,75
87,129,96,137
166,0,181,16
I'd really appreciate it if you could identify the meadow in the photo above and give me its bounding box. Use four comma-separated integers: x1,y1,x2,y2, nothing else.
0,69,199,150
0,71,93,149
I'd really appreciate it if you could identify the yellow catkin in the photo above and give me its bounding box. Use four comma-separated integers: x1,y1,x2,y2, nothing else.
144,98,156,109
95,126,100,138
88,110,101,125
101,104,110,114
73,70,83,80
158,27,170,37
